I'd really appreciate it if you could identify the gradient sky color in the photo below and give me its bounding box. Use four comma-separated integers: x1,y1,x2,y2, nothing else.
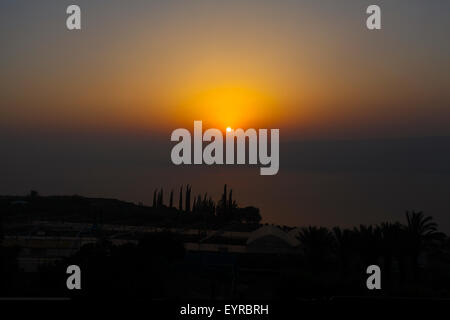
2,0,450,138
1,1,450,231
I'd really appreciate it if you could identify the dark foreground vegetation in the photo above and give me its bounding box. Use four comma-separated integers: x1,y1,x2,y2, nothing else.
1,189,450,299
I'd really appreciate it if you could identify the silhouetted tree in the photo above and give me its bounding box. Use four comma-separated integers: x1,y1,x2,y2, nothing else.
157,188,164,207
378,222,404,288
405,211,444,278
217,184,228,218
193,193,215,216
178,185,183,211
185,185,191,213
169,190,174,208
237,206,261,224
297,226,335,273
352,224,382,266
221,184,227,211
152,190,157,208
333,226,355,275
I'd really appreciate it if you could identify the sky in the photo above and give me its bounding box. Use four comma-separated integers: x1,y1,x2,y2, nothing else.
1,1,450,230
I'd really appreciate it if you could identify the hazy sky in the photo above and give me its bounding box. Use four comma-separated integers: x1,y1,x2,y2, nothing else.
1,1,450,231
2,0,450,137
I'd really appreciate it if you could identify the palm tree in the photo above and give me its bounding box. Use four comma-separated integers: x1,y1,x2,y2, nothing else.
178,185,183,211
352,225,382,266
169,190,174,208
378,222,404,289
405,211,444,278
405,211,441,241
297,226,335,273
333,227,354,275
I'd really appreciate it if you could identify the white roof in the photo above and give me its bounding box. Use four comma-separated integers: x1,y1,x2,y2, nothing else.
247,225,300,247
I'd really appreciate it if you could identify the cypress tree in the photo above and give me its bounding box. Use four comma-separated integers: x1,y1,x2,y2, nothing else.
185,185,191,212
179,185,183,211
222,184,227,211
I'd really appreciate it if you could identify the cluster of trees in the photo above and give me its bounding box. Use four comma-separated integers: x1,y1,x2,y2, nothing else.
2,204,449,298
151,184,262,224
292,211,446,288
153,185,216,214
40,211,449,299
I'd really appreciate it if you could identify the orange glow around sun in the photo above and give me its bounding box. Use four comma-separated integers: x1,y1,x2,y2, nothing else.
172,84,281,130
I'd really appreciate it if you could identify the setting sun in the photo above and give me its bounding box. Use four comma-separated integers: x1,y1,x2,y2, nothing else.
172,84,281,130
